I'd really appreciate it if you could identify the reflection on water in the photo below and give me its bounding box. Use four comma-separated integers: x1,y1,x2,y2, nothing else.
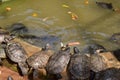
0,0,120,50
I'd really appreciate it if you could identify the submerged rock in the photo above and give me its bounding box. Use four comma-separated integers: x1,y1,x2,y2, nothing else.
18,34,61,51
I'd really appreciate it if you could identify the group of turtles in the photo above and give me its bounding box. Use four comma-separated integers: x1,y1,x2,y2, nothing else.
0,23,119,80
0,1,119,80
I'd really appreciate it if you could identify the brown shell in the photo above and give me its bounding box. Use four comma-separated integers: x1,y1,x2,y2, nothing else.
90,54,107,72
6,42,28,63
27,50,53,69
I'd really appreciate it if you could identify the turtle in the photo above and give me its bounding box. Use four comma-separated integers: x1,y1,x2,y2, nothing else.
83,43,107,54
7,23,28,36
96,2,114,10
26,44,53,70
0,28,15,43
5,41,29,76
19,34,61,51
67,47,91,80
110,33,120,44
94,68,120,80
46,44,71,80
26,44,53,79
7,76,13,80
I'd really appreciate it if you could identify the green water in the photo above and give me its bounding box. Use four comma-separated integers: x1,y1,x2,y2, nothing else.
0,0,120,51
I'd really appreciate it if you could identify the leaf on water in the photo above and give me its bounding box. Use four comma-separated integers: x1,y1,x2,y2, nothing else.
32,13,38,17
62,4,69,8
68,11,78,20
6,7,11,11
84,0,89,5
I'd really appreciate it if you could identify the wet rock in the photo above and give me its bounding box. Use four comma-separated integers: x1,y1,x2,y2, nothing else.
19,34,61,51
94,68,120,80
96,2,114,10
13,38,41,57
110,33,120,44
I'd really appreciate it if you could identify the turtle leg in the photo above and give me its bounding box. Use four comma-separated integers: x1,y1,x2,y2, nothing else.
55,73,62,80
18,62,29,80
33,69,40,80
89,70,96,80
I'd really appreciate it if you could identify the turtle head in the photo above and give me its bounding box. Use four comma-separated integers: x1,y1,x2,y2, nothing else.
73,47,80,54
42,43,51,51
60,42,68,50
89,43,106,54
7,76,13,80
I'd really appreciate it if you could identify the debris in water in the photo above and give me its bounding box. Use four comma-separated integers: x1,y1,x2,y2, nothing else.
84,0,89,5
32,13,38,17
67,42,80,46
62,4,69,8
6,7,11,11
42,17,49,21
68,11,78,20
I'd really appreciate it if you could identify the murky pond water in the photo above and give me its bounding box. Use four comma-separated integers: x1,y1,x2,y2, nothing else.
0,0,120,51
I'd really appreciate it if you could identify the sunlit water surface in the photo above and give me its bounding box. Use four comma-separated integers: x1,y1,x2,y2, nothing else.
0,0,120,51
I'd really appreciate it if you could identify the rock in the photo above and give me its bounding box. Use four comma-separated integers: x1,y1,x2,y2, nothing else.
13,38,41,57
18,34,61,51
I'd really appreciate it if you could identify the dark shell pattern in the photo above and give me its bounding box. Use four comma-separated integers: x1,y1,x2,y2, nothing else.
46,47,71,74
6,42,28,63
94,68,120,80
68,47,90,80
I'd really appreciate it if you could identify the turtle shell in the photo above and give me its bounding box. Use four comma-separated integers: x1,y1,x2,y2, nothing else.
27,49,53,69
6,42,28,63
90,54,107,72
94,68,120,80
68,47,90,80
46,47,70,74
